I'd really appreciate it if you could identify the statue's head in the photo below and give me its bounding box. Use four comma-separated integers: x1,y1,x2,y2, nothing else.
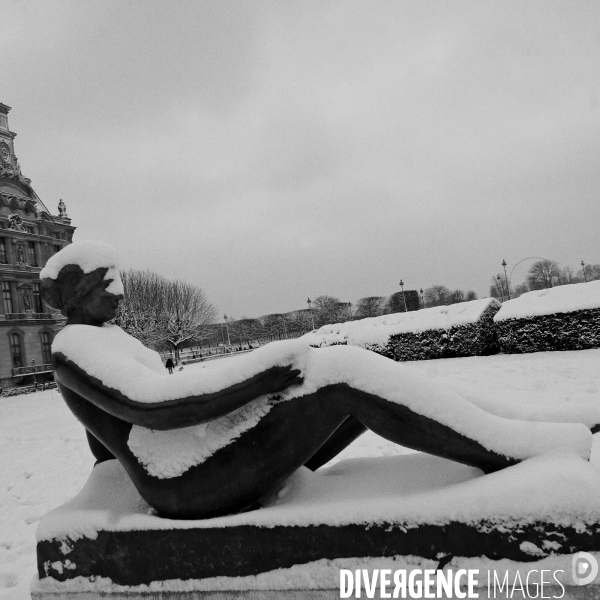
40,241,124,325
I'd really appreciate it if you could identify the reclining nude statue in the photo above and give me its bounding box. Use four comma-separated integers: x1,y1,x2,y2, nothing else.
41,242,593,520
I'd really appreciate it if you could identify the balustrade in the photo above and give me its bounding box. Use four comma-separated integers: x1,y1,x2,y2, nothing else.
11,363,52,377
4,312,53,320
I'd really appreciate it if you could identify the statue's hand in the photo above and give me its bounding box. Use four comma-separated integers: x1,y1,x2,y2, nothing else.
262,365,303,394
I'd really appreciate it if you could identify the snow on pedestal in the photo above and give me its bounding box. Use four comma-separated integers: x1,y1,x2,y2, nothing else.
33,451,600,594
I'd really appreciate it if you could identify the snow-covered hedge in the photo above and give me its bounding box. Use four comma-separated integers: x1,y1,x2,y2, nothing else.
494,281,600,354
301,298,501,361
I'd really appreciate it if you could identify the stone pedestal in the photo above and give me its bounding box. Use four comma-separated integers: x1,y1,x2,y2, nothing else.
33,453,600,598
29,588,600,599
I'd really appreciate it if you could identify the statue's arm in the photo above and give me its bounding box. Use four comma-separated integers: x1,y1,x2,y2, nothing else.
53,352,302,430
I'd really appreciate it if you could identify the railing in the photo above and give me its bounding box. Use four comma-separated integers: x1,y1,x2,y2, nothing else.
1,381,57,397
12,363,52,377
181,348,255,365
4,312,54,320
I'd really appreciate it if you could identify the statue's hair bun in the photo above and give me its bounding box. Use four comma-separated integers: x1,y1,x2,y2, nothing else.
41,265,109,317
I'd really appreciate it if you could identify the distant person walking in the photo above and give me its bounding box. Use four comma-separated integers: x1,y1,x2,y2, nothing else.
165,357,174,375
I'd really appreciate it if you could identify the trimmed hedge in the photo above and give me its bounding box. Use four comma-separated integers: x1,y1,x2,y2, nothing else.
304,300,501,362
367,301,500,361
494,307,600,354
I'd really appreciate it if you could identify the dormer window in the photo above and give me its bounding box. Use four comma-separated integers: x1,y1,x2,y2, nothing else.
0,114,7,130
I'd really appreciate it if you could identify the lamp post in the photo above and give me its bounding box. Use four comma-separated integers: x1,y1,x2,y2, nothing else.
399,280,408,312
31,359,37,387
582,261,587,282
497,275,505,302
502,260,511,300
307,298,315,330
223,314,231,348
419,288,424,309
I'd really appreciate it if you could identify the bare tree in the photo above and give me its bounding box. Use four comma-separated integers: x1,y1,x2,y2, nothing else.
226,318,259,348
286,309,313,335
513,282,529,297
312,295,350,326
447,289,466,304
489,276,502,300
424,285,451,307
489,275,512,300
115,270,217,360
527,260,561,290
578,263,600,282
115,270,170,348
355,296,384,319
259,313,297,340
162,280,217,359
557,266,577,285
386,290,419,313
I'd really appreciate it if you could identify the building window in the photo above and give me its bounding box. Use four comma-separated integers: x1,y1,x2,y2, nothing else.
2,282,13,314
0,238,6,263
41,332,52,364
27,242,37,266
53,245,61,254
10,333,22,368
33,283,42,313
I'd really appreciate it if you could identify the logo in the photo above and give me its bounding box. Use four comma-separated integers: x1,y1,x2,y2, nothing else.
572,552,598,586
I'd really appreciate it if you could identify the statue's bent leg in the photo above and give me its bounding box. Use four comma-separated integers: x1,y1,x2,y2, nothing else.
304,416,367,471
323,383,521,473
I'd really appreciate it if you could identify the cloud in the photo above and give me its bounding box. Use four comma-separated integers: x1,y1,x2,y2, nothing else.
3,1,600,316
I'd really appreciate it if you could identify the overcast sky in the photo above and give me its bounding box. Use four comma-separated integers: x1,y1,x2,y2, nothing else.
3,1,600,318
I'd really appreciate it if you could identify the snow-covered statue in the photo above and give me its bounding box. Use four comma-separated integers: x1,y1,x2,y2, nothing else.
40,242,593,520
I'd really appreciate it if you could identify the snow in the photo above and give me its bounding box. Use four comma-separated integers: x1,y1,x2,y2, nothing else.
52,325,311,403
35,451,600,540
1,349,600,598
128,396,273,478
29,553,600,593
300,298,499,348
33,451,600,592
39,240,124,296
53,326,593,479
495,280,600,321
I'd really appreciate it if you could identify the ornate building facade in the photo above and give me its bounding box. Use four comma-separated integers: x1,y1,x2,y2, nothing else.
0,102,75,389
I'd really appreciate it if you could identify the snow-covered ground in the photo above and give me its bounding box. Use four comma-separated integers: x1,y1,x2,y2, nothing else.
2,349,600,599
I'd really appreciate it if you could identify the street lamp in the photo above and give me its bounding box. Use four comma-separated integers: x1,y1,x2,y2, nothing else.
419,288,424,309
223,314,231,347
497,275,505,302
399,280,408,312
31,359,37,387
582,261,587,282
307,298,315,330
347,302,352,321
502,260,511,300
